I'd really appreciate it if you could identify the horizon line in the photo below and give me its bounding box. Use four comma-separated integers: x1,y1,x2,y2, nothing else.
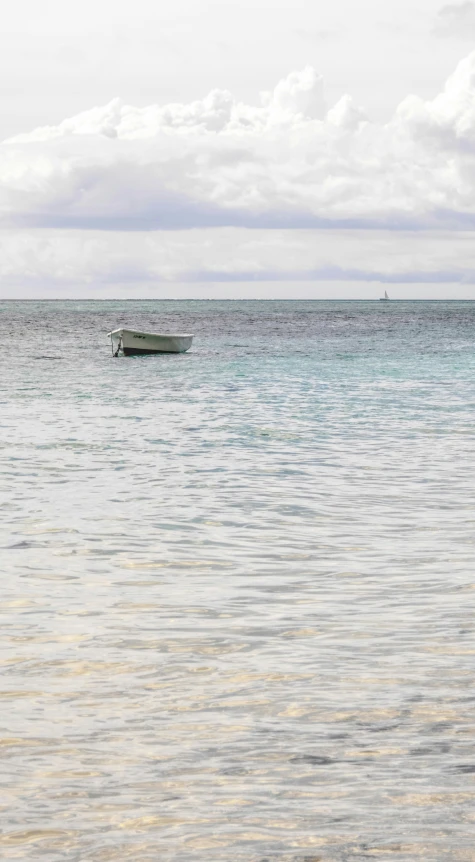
1,297,475,303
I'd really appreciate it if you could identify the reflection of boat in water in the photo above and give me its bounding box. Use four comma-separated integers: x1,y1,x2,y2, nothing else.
108,328,194,356
380,290,390,301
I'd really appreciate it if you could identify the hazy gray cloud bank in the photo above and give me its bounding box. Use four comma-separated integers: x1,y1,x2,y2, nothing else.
433,2,475,38
3,53,475,232
3,228,475,291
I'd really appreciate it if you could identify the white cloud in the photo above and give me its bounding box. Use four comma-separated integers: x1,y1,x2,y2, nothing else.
3,53,475,234
261,67,326,119
433,2,475,38
6,67,326,142
327,94,368,130
2,52,475,294
396,51,475,152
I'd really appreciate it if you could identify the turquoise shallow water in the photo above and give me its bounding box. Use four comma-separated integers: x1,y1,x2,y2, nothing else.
1,299,475,861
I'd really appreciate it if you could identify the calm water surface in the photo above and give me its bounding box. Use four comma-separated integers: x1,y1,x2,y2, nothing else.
1,300,475,861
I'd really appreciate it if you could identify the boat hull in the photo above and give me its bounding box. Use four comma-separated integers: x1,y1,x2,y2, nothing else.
109,328,193,355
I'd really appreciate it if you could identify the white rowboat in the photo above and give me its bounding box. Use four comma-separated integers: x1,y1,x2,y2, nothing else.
108,328,194,356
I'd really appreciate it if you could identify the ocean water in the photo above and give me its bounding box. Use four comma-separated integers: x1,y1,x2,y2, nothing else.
1,299,475,862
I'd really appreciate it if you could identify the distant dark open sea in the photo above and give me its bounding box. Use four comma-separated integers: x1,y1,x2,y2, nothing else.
1,299,475,861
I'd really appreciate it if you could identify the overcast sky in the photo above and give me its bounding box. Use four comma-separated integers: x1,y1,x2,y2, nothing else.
2,0,475,298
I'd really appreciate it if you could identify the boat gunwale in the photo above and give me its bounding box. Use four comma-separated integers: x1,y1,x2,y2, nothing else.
108,328,194,338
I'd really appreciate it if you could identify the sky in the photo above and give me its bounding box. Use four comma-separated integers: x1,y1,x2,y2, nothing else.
2,0,475,298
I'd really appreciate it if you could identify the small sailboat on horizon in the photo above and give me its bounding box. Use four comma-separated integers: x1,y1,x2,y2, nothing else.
380,290,390,301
